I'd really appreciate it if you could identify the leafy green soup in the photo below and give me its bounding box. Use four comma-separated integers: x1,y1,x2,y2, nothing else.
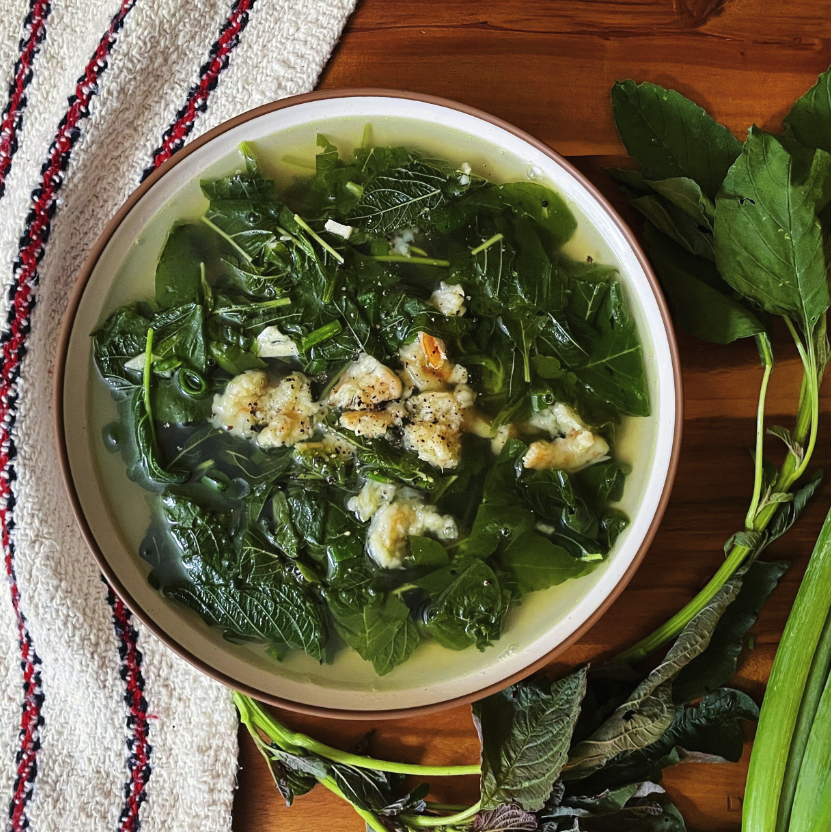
92,135,649,675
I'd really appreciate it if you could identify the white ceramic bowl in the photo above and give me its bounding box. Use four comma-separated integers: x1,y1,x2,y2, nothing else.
55,91,681,718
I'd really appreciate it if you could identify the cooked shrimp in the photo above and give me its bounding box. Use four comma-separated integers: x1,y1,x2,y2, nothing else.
398,334,468,392
329,353,403,409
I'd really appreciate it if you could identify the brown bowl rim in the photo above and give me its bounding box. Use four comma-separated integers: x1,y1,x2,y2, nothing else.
53,88,683,720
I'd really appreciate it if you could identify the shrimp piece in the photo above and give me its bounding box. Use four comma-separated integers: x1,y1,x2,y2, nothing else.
329,353,403,410
523,431,609,472
399,334,468,392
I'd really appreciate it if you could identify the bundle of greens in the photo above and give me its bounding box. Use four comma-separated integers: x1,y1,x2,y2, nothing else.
237,559,783,832
606,65,831,831
93,136,649,675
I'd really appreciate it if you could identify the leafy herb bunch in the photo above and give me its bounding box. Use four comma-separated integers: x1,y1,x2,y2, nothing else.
237,559,784,832
608,69,831,663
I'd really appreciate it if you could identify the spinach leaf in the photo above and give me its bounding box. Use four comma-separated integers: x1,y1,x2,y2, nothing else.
611,80,742,199
575,283,650,417
714,128,831,332
328,590,420,675
418,558,507,651
156,223,211,309
151,302,208,374
471,804,537,832
473,668,587,810
499,532,586,593
200,142,279,202
644,223,765,343
784,67,831,155
492,182,577,246
92,306,152,394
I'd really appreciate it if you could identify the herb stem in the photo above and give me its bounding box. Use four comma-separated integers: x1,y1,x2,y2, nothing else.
401,802,481,827
234,694,480,776
470,233,503,255
293,213,345,264
142,329,157,449
322,777,388,832
200,216,253,264
745,333,774,529
372,255,450,267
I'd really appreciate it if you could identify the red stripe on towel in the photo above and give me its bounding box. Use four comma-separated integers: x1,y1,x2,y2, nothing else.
0,1,138,828
142,0,257,179
105,587,152,832
0,0,52,197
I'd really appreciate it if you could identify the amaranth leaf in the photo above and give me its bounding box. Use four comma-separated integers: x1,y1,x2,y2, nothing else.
784,67,831,155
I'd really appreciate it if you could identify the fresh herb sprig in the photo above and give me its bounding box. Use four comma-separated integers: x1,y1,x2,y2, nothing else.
236,559,783,832
608,71,831,664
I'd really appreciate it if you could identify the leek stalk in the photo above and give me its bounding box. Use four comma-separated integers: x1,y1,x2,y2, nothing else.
742,507,831,832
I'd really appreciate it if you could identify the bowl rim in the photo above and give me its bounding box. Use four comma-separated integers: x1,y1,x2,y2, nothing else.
53,87,683,720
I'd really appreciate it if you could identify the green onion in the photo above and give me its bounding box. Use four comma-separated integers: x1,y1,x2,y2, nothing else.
142,329,157,448
470,233,503,255
300,320,342,352
743,506,831,832
345,180,364,199
292,213,345,264
371,255,450,267
791,665,831,832
177,367,207,398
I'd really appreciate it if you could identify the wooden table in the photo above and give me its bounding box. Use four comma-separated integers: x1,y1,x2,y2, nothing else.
234,3,831,830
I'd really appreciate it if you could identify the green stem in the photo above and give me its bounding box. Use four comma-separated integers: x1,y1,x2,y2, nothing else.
200,216,253,264
401,802,481,827
424,802,470,812
293,213,345,264
234,694,480,777
745,334,774,528
372,255,450,267
322,777,388,832
470,233,503,255
617,322,820,665
142,329,157,449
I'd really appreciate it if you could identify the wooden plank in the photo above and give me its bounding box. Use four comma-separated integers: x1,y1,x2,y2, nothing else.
233,2,831,829
319,1,831,156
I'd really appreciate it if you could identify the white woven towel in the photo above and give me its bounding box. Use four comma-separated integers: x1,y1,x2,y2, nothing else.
0,1,356,829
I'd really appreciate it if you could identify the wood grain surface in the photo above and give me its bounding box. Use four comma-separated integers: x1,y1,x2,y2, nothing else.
233,3,831,830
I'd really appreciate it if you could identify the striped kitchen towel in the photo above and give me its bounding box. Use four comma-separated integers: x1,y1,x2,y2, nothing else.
0,1,356,830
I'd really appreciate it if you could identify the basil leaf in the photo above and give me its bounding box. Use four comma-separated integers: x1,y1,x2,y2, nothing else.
473,668,587,810
784,67,831,155
611,80,742,199
714,128,831,332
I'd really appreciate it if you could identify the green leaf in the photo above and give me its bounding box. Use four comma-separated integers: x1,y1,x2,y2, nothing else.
672,560,788,703
155,224,210,309
328,591,420,675
409,535,450,566
563,576,742,780
473,668,587,810
630,194,715,261
493,182,577,246
644,223,765,343
418,558,507,651
760,469,823,553
714,128,831,332
348,159,448,233
92,306,153,394
784,67,831,155
577,283,650,417
499,531,585,593
611,80,742,199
